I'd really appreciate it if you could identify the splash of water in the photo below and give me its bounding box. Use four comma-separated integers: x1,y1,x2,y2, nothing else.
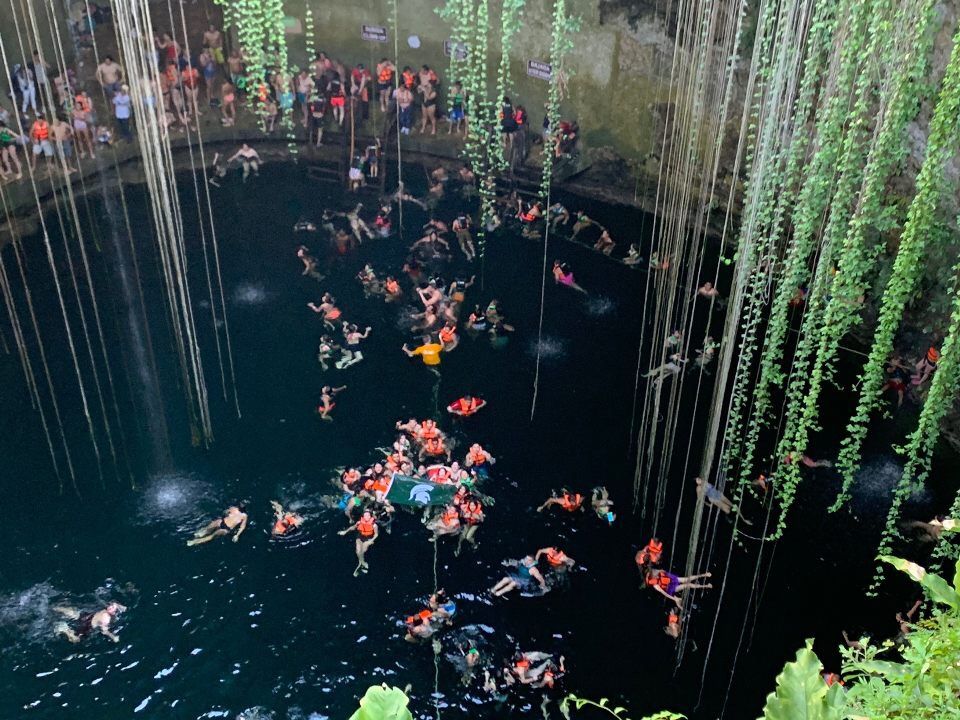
584,295,616,316
853,458,930,505
525,336,568,361
137,473,215,530
232,283,271,306
0,582,61,647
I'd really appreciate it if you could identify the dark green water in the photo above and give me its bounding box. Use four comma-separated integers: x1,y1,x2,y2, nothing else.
0,161,948,720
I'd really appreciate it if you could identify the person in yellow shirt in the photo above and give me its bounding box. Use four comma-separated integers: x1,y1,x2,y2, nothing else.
403,335,443,366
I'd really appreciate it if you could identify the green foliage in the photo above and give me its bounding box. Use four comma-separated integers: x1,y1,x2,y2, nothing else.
348,684,414,720
837,26,960,507
558,694,684,720
841,554,960,719
758,641,845,720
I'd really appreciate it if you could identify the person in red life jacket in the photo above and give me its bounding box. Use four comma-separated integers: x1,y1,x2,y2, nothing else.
635,537,664,570
464,442,495,470
403,606,438,642
338,509,379,576
537,488,584,513
504,651,556,686
535,546,575,577
447,394,486,417
514,104,527,129
645,568,712,608
519,200,543,223
434,321,457,351
425,503,461,541
401,66,417,90
532,656,565,689
29,112,54,170
375,58,396,112
591,486,616,524
455,494,484,556
270,501,304,537
317,385,346,422
419,435,450,463
664,608,681,639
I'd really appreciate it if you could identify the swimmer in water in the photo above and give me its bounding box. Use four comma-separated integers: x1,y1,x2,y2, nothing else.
54,601,127,643
593,229,616,256
337,323,371,368
645,568,713,608
697,281,720,299
590,486,615,523
490,555,547,597
665,608,681,639
338,509,379,576
452,213,476,261
270,500,304,536
307,292,342,331
297,245,323,281
448,394,486,417
317,334,340,370
570,210,595,239
635,538,663,570
426,503,461,541
537,488,584,513
536,546,575,576
623,243,642,267
693,336,717,371
695,476,747,521
552,260,587,294
318,385,346,421
187,504,248,546
455,494,484,555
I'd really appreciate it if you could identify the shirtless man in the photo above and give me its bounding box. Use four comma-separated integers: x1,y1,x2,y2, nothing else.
203,24,225,67
54,601,127,643
187,504,249,546
50,117,76,174
96,56,124,98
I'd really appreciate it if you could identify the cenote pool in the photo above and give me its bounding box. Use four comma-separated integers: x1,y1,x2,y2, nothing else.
0,160,950,720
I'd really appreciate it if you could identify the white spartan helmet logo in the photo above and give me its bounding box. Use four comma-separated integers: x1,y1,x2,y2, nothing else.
409,483,434,505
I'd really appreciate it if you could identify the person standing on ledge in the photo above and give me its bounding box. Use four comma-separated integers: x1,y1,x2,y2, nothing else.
113,84,132,142
393,83,415,135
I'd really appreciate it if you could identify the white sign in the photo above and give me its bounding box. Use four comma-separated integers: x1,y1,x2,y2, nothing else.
526,59,553,81
443,39,469,60
361,24,388,42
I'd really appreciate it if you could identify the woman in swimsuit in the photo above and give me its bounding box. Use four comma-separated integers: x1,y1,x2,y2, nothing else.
490,555,547,597
645,568,712,607
552,261,586,294
419,82,438,135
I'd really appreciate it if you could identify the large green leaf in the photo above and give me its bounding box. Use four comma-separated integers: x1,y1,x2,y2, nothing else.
348,684,414,720
879,555,960,610
759,641,845,720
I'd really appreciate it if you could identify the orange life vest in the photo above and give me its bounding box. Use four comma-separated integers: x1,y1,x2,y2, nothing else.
545,548,567,567
927,346,940,364
402,70,415,88
425,438,445,455
636,539,663,566
468,448,487,465
378,65,394,83
31,120,49,141
406,608,433,625
441,507,460,526
646,572,671,590
460,500,483,524
560,493,583,511
385,279,400,294
273,514,298,535
420,423,439,439
75,94,92,113
439,326,456,344
357,517,376,537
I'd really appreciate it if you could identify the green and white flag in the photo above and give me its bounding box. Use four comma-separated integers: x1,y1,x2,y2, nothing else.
385,473,458,507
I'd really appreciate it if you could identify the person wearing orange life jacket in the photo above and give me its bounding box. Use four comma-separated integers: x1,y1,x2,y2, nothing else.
537,488,584,513
645,568,712,608
447,394,486,417
664,608,681,639
455,495,484,555
384,276,402,301
532,655,565,689
426,503,461,540
519,201,543,223
635,537,664,570
417,418,441,441
29,112,54,169
420,436,450,462
536,546,575,574
404,608,436,641
464,443,494,469
438,323,459,351
401,66,416,90
376,58,396,112
338,509,379,576
912,345,940,387
269,501,304,537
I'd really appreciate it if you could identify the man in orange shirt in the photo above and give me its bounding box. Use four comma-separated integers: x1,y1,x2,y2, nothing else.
403,335,443,366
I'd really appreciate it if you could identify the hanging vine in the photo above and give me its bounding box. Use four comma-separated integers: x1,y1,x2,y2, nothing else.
833,26,960,503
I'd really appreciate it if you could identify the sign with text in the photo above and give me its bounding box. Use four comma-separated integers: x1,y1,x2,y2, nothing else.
361,24,388,42
526,59,553,81
443,39,469,60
